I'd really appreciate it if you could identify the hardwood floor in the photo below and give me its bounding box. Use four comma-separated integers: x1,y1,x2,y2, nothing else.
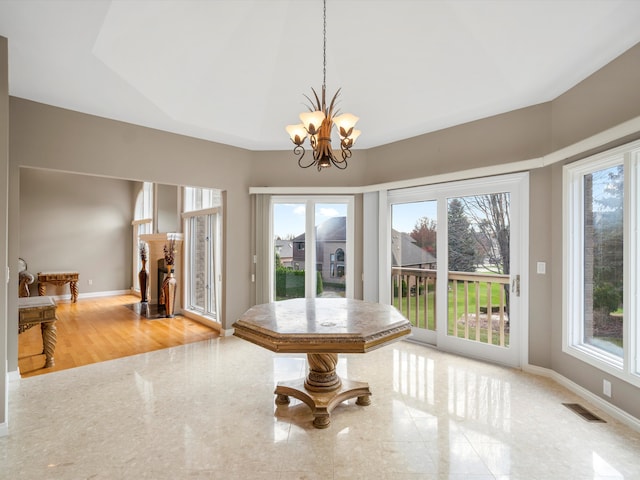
18,294,220,378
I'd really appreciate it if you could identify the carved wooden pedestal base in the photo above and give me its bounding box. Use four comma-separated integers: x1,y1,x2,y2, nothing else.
274,353,371,429
233,298,411,430
18,296,58,368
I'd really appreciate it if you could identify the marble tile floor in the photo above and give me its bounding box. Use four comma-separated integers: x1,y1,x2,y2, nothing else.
2,336,640,479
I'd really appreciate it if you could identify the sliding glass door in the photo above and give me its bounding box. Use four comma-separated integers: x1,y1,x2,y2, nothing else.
391,200,438,343
388,173,527,367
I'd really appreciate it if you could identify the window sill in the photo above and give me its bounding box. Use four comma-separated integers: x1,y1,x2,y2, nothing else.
182,309,221,332
563,343,640,389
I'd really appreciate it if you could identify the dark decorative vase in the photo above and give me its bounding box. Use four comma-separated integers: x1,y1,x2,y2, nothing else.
161,264,177,318
139,259,149,303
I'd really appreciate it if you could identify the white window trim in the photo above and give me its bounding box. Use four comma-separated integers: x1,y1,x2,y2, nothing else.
562,139,640,387
270,195,355,301
182,209,222,324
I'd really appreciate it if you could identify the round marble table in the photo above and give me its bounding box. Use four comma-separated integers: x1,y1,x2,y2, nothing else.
232,298,411,428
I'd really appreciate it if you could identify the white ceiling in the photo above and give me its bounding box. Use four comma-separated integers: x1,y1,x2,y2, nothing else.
1,1,640,151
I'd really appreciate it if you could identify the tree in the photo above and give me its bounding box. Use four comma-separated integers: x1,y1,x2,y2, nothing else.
447,199,477,272
590,165,624,311
410,217,437,255
462,193,510,274
275,233,297,241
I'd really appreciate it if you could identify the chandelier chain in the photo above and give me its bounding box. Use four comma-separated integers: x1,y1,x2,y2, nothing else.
285,0,359,171
322,0,326,89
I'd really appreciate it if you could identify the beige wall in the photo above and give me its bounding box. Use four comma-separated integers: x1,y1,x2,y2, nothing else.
546,43,640,421
19,169,136,294
364,103,551,185
552,42,640,150
4,39,640,427
248,149,368,187
527,166,553,368
0,36,9,433
9,98,255,336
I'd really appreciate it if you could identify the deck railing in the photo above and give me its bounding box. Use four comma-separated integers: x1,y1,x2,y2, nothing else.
391,267,511,347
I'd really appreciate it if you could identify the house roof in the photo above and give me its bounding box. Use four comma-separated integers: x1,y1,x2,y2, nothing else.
274,239,293,259
293,216,346,243
391,230,437,267
316,216,346,242
1,1,639,151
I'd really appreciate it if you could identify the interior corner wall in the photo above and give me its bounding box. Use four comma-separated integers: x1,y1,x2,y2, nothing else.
9,98,254,333
363,102,552,185
362,191,380,302
0,35,9,435
552,42,640,150
19,169,135,294
354,43,640,421
527,166,553,368
545,42,640,422
353,193,364,300
7,149,18,374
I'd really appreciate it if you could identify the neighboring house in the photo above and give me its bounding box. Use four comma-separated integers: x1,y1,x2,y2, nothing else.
292,216,347,286
292,221,438,285
391,229,437,269
391,229,437,297
274,239,293,267
292,221,437,284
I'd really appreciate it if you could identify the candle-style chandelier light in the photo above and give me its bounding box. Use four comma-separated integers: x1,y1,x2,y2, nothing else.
285,0,361,171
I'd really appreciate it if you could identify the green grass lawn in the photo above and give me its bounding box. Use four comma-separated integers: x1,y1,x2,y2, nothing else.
394,280,510,346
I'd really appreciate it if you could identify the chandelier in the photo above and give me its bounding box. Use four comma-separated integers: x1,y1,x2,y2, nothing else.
285,0,361,171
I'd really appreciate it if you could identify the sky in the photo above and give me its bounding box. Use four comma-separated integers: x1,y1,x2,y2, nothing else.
273,202,347,239
273,200,438,239
391,201,438,233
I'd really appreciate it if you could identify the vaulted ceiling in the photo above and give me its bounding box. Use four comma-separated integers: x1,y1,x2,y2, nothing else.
1,1,640,151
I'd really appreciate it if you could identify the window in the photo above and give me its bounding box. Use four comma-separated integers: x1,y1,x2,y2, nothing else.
564,140,640,385
132,182,153,292
335,248,345,278
271,196,354,300
184,186,221,211
183,187,222,322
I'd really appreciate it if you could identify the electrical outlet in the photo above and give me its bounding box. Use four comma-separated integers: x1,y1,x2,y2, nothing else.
88,279,93,286
603,379,612,397
536,262,546,274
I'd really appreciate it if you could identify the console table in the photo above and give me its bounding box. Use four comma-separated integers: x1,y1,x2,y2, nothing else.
37,271,79,303
18,296,58,368
233,298,411,428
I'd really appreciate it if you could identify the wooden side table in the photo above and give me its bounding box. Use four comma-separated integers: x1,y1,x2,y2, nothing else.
18,296,58,368
37,271,79,303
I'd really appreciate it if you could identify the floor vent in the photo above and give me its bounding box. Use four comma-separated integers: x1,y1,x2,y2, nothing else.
562,403,606,423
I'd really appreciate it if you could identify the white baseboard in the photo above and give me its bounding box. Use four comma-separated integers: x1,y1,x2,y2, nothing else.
523,363,640,433
0,421,7,437
7,370,20,382
48,289,130,302
181,310,222,332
